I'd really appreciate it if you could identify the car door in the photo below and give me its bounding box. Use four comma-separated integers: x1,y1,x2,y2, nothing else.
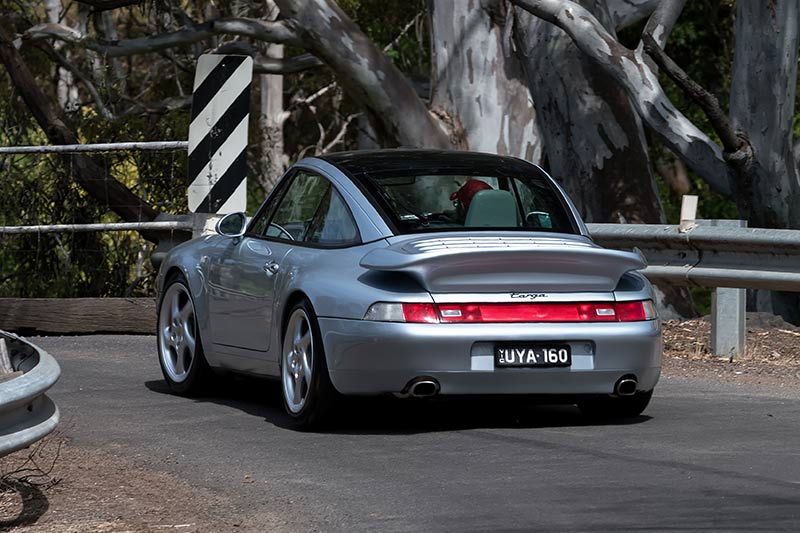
207,170,335,359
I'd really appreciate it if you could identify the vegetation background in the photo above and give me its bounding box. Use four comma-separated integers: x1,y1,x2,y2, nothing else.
0,0,796,321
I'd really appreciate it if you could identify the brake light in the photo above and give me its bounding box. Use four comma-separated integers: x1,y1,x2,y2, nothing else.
365,300,656,323
401,303,439,323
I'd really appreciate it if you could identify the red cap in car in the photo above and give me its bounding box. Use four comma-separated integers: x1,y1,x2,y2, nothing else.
449,179,492,211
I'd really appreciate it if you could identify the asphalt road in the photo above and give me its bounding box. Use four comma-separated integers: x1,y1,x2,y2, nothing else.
34,335,800,532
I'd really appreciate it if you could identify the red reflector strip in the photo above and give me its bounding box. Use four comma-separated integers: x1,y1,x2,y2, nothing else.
401,301,651,323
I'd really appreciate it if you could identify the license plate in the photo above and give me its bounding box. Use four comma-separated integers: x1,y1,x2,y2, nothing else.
495,344,572,368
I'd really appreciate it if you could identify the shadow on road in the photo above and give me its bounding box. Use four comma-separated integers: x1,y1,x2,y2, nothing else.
145,376,651,435
0,479,50,530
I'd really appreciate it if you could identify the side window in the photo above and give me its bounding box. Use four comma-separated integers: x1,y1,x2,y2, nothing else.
252,171,361,246
305,187,360,246
265,172,331,241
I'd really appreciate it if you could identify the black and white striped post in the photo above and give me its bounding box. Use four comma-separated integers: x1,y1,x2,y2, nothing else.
188,54,253,235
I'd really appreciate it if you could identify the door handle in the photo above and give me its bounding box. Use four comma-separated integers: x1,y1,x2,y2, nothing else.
263,261,280,276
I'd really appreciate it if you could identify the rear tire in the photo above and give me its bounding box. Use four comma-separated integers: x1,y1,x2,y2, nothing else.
281,299,337,429
577,390,653,419
157,273,211,396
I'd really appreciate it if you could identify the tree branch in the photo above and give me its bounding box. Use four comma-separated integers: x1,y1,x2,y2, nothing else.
78,0,142,11
642,34,741,153
274,0,449,148
38,44,115,120
116,95,192,118
21,17,301,57
641,0,686,49
607,0,661,30
214,42,323,74
510,0,733,198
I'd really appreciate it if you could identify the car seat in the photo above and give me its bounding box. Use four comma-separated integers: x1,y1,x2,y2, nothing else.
464,189,518,227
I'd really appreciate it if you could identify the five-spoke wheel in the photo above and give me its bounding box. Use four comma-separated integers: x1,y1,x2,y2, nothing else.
281,300,336,428
282,308,314,413
157,274,209,394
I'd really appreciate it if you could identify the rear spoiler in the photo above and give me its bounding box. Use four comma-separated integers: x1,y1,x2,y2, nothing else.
359,235,645,293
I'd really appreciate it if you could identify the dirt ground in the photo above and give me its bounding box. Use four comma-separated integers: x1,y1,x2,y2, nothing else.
2,314,799,532
662,312,800,388
0,438,285,532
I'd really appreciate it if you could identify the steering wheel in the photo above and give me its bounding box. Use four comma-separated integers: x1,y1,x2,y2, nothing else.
268,222,295,240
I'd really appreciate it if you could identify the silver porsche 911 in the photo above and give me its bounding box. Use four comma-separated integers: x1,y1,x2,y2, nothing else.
156,150,661,427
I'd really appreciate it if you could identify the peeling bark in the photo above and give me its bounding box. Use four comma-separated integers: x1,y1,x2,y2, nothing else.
430,0,542,160
275,0,450,148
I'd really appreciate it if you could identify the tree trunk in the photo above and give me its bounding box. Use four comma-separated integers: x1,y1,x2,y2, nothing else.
259,44,286,193
730,0,800,323
730,0,800,229
510,0,733,199
274,0,450,148
429,0,541,161
44,0,79,111
258,1,286,193
512,1,663,225
513,1,693,318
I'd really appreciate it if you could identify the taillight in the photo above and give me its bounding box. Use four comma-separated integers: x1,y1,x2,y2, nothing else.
365,300,657,323
401,303,439,323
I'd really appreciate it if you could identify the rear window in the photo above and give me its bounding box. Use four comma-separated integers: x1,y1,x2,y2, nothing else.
356,170,577,235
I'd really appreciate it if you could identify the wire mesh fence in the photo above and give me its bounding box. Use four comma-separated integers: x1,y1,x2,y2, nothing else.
0,143,189,298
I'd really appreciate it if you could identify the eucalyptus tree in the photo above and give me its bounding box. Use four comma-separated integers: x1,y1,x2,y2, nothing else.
3,0,799,320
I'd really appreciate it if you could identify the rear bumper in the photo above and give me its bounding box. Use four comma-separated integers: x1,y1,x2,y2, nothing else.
319,318,662,396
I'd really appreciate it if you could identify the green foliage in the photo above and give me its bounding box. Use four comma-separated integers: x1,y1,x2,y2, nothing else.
0,0,433,297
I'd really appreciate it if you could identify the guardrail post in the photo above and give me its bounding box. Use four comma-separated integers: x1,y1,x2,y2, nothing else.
699,220,747,359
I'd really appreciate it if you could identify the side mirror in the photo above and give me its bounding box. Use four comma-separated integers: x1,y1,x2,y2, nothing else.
216,212,247,237
526,211,553,229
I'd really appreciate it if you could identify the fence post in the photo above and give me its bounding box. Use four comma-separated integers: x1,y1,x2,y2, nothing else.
699,219,747,359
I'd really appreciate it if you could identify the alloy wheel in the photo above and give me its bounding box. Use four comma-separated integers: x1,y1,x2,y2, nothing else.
282,308,314,414
158,282,197,383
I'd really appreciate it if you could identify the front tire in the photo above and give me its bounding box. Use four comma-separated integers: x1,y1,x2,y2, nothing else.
157,274,211,395
281,300,337,429
577,390,653,419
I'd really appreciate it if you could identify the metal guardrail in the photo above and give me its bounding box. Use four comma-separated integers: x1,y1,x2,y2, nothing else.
587,223,800,292
0,219,193,235
0,141,188,154
0,332,61,458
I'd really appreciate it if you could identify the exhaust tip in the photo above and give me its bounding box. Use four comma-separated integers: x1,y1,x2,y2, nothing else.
615,377,638,396
406,378,440,398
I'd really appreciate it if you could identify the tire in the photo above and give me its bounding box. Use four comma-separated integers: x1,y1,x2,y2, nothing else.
577,390,653,419
157,273,211,395
281,299,337,429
